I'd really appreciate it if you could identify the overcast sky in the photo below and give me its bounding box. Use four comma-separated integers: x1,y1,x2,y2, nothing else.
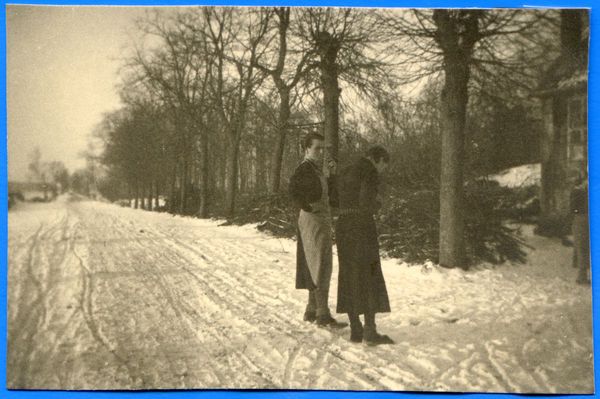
6,5,148,181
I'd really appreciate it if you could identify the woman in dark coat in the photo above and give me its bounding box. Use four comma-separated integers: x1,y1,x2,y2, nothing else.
289,132,346,329
336,146,393,345
570,167,590,285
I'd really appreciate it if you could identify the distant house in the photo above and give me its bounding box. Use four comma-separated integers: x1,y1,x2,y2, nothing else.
535,9,588,235
8,181,55,202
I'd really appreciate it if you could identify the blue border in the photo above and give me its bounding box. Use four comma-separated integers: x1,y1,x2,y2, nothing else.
2,1,598,399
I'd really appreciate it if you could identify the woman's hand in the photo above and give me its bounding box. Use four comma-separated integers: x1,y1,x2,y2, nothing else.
327,159,337,176
308,201,323,213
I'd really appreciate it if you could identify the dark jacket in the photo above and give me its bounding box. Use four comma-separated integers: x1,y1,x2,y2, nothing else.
337,157,381,214
336,157,390,315
570,185,588,214
289,159,337,212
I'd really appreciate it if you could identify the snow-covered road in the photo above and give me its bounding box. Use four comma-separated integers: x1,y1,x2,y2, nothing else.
6,194,594,392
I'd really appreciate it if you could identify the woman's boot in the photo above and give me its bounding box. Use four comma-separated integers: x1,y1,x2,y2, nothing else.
363,313,394,346
303,290,317,322
349,313,363,343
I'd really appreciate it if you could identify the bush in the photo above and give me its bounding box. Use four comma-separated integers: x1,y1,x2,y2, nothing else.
378,180,533,267
463,180,529,265
8,191,24,210
167,184,202,216
378,189,440,263
223,193,298,239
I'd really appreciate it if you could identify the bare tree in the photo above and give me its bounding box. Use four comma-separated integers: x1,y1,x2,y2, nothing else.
295,7,394,163
27,146,50,199
252,7,318,193
46,161,70,195
380,9,558,268
28,146,45,180
201,7,269,215
123,9,215,215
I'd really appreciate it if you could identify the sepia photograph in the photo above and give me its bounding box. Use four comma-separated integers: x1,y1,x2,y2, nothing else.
5,3,595,394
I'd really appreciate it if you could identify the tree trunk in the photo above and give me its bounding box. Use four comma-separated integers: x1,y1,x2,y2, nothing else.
434,10,480,269
155,180,160,210
257,143,267,194
197,135,210,218
179,159,188,215
225,132,241,216
438,66,469,269
269,89,291,193
321,66,340,163
147,180,153,212
169,165,177,214
317,32,341,163
141,182,146,210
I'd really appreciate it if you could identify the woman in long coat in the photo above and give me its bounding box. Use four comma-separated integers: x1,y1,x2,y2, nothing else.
570,168,590,285
336,146,393,345
289,132,346,329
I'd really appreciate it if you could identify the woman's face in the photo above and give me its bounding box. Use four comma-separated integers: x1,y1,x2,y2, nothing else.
568,169,585,186
305,139,325,163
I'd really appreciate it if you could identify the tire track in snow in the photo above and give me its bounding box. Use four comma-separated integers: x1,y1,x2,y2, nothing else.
9,209,107,389
122,222,306,337
7,224,47,388
72,229,150,388
8,212,79,388
70,203,243,388
486,340,543,393
282,346,302,389
129,237,298,388
140,224,295,311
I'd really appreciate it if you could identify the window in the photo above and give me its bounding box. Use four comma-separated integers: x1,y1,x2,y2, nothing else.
568,95,587,162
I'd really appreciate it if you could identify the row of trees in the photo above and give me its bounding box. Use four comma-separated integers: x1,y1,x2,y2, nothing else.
95,7,569,268
26,147,71,199
23,146,100,200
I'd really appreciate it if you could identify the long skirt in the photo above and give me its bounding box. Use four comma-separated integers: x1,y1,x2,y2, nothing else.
336,213,390,315
295,209,332,290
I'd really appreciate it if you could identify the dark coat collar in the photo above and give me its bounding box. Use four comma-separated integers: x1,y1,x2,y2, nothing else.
303,158,322,173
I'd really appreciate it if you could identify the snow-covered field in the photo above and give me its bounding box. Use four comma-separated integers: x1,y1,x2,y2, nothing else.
6,194,594,392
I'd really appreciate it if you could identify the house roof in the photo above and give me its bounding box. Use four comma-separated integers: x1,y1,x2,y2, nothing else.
535,52,588,98
557,68,588,91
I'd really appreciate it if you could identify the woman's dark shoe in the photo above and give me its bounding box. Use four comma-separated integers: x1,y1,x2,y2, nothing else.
316,314,348,329
363,331,394,346
576,278,592,286
303,310,317,323
350,327,363,343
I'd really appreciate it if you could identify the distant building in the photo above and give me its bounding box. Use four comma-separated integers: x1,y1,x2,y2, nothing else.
535,9,588,235
8,181,55,202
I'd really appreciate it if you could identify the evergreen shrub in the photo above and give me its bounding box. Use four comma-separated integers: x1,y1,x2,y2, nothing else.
378,180,535,267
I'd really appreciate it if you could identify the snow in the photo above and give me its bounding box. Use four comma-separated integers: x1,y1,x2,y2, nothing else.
488,163,541,188
6,194,594,393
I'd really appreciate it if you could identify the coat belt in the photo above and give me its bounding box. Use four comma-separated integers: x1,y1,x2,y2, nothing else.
339,208,362,215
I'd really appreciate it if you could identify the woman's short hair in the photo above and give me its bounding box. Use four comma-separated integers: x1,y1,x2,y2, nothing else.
301,132,325,151
366,145,390,164
569,166,588,184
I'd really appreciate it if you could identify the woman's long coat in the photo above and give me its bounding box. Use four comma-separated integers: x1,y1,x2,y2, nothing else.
335,157,390,315
571,183,590,280
289,160,337,290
